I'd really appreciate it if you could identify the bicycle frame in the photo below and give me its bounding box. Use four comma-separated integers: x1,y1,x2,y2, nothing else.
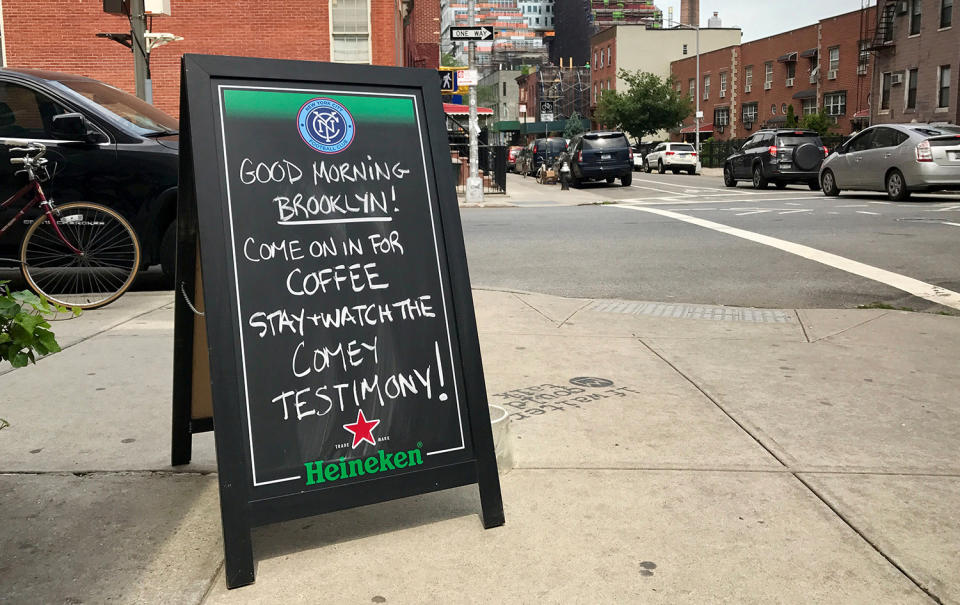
0,179,82,255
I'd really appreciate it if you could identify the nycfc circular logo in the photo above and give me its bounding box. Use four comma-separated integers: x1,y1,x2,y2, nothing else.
297,97,355,153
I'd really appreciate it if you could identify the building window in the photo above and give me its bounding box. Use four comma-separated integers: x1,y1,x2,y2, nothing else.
782,103,788,114
745,65,753,91
824,92,846,116
770,104,777,116
802,98,817,115
881,73,892,109
331,0,370,64
688,78,695,100
594,83,598,102
703,75,710,99
594,51,597,68
764,61,773,86
786,62,796,80
607,47,611,66
939,65,951,107
714,106,729,126
719,71,727,95
857,40,870,74
907,68,919,108
942,0,953,28
683,44,688,55
742,102,758,124
910,0,922,35
599,51,603,68
828,47,839,72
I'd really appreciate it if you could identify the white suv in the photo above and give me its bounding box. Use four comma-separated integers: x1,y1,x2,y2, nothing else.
643,142,700,175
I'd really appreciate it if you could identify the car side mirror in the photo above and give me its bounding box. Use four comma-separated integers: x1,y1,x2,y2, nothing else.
834,144,846,155
51,112,95,143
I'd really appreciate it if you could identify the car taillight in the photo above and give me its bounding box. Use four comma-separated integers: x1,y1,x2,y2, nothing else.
629,148,634,159
916,140,933,162
577,151,582,162
823,146,829,156
691,152,697,156
665,151,675,155
768,145,778,156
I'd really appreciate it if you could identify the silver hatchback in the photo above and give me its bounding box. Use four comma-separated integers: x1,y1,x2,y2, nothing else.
820,123,960,200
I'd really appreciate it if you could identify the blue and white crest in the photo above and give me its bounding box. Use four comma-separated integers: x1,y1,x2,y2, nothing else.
297,97,355,154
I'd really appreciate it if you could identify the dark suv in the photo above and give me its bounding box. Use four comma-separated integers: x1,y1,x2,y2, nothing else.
527,137,567,176
0,68,179,281
723,129,826,190
569,131,633,187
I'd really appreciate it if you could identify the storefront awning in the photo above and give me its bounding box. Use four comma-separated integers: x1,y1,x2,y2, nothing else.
777,52,798,63
679,122,713,134
852,109,870,119
443,103,493,115
792,89,817,100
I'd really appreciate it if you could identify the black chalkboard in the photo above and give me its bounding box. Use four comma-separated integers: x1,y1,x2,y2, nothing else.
172,54,503,589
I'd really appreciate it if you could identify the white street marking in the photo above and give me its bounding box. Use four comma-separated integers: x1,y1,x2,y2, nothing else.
779,209,813,214
608,205,960,311
943,221,960,227
856,211,880,215
837,204,869,207
868,201,894,205
932,205,960,212
784,202,802,206
735,209,774,216
630,184,695,196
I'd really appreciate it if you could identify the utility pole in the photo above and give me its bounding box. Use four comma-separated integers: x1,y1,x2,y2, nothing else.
465,0,483,203
129,0,149,102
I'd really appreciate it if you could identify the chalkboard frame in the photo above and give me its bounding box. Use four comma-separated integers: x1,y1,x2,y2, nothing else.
174,54,504,589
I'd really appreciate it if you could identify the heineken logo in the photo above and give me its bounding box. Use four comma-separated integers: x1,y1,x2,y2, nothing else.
304,447,423,485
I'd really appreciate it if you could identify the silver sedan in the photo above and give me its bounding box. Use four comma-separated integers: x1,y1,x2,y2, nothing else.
819,123,960,200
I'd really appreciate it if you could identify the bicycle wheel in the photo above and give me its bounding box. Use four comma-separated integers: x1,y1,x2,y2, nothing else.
20,202,140,309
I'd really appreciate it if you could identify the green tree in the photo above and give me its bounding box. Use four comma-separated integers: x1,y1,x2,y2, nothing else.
441,52,459,67
563,111,586,139
593,69,691,141
785,104,798,128
799,110,835,136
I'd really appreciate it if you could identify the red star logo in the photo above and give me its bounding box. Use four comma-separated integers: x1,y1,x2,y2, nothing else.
343,409,380,449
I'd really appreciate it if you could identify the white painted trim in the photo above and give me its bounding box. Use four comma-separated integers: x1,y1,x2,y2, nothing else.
0,0,7,67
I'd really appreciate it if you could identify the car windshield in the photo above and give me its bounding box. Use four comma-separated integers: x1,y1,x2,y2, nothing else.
670,144,695,152
912,126,960,137
49,78,178,135
778,135,823,146
583,134,628,149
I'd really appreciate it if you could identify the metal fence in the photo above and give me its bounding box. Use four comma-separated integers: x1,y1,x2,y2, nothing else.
696,134,848,168
448,143,507,194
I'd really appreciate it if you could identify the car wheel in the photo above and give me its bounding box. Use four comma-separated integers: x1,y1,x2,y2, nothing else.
886,169,911,201
775,181,787,189
808,180,821,191
657,160,665,174
606,177,616,184
643,160,651,173
723,164,737,187
621,173,632,187
687,167,697,175
821,169,840,196
160,220,176,287
671,168,679,174
752,165,768,189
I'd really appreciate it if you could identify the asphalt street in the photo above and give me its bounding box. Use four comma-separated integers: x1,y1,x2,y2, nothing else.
462,172,960,313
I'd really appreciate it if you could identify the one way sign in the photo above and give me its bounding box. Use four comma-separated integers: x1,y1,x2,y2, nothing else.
450,26,494,41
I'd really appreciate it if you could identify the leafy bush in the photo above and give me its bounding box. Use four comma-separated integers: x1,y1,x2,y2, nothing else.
0,281,77,369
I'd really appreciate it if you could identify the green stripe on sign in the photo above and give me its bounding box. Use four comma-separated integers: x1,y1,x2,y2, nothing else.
222,89,415,123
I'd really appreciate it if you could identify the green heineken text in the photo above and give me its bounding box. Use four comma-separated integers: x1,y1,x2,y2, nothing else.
304,448,423,485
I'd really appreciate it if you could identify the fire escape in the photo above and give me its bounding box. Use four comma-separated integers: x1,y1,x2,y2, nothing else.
865,0,897,51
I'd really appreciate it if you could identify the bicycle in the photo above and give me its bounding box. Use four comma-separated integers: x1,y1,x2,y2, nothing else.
0,142,140,309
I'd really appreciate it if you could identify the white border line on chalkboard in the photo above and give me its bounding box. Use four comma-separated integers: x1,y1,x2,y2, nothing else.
217,84,465,487
278,217,393,225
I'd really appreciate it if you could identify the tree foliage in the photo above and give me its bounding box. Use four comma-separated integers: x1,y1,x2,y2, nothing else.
593,70,692,140
563,112,586,139
799,110,835,136
440,52,459,67
785,104,798,128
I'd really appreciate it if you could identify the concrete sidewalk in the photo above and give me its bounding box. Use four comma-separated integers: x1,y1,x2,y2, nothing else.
1,290,958,603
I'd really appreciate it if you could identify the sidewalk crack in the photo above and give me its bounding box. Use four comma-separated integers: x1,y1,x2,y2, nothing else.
810,311,890,344
557,299,595,328
512,293,560,326
794,309,811,343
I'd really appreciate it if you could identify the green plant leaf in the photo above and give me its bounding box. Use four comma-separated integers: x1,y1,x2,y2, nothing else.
11,351,30,367
35,328,61,354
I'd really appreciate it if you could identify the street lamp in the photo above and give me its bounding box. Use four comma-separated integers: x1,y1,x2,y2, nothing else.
667,18,701,161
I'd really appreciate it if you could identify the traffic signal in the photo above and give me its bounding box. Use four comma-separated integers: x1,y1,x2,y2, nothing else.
103,0,130,15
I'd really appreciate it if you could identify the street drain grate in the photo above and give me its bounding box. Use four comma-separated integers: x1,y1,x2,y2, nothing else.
587,300,794,323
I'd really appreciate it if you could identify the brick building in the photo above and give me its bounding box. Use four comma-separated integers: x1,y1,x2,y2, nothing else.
405,0,441,69
670,6,876,141
868,0,959,126
0,0,412,117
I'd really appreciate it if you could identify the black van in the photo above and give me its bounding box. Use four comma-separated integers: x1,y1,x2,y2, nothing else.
568,131,633,187
0,68,179,281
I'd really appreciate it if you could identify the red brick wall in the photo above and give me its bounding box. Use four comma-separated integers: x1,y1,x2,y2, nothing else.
671,46,738,139
405,0,440,69
2,0,405,117
589,26,617,110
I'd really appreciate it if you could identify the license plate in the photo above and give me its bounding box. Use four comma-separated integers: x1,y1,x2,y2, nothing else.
677,153,687,156
950,151,960,161
602,153,612,160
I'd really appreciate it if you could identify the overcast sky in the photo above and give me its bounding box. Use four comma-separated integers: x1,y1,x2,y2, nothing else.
658,0,874,42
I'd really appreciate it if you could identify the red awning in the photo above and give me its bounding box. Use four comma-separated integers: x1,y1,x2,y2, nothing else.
680,122,714,134
852,109,870,119
443,103,493,115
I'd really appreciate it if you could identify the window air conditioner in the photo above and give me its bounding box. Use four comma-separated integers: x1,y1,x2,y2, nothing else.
763,81,772,90
785,77,794,87
890,72,904,85
828,69,838,80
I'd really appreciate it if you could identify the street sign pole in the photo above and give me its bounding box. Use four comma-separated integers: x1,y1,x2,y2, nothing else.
465,0,483,203
130,0,149,102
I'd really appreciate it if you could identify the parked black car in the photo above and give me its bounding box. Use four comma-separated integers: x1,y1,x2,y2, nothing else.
0,68,179,280
723,128,826,190
568,131,633,186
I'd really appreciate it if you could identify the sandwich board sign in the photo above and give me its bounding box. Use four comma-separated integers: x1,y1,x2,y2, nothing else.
171,54,504,589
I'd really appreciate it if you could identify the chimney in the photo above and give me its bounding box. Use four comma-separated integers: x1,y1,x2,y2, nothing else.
680,0,699,27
